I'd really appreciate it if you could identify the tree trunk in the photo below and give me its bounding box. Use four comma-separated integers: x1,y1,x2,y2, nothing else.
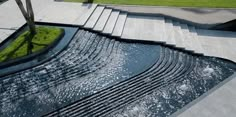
15,0,36,35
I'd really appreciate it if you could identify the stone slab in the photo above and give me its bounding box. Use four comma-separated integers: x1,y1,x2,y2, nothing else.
180,24,195,51
112,12,127,37
93,8,112,31
172,22,185,48
164,19,176,46
84,6,105,29
75,4,98,26
189,27,204,54
0,29,14,43
196,29,236,62
102,11,120,34
122,15,165,42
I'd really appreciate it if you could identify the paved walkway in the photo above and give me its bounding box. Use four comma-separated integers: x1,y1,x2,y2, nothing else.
109,5,236,27
0,0,96,42
0,1,236,117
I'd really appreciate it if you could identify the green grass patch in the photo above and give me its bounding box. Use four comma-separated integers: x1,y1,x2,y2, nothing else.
0,26,63,62
65,0,236,8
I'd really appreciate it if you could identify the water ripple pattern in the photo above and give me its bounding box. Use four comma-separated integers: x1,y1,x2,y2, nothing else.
0,29,235,117
0,30,160,117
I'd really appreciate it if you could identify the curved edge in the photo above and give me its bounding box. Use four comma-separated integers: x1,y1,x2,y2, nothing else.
0,23,79,77
0,29,65,68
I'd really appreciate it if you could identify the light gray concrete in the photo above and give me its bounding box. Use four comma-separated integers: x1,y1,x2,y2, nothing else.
164,19,176,46
84,6,104,28
189,27,204,54
0,0,31,29
172,22,185,48
75,4,98,26
108,5,236,26
36,2,97,25
93,9,112,31
197,29,236,61
0,29,14,43
122,15,166,42
180,24,195,51
0,0,97,27
112,12,127,37
176,73,236,117
102,11,120,34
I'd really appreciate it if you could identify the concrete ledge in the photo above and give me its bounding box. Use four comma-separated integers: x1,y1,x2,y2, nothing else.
171,72,236,117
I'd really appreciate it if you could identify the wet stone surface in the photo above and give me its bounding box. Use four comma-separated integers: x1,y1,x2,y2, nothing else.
0,29,235,117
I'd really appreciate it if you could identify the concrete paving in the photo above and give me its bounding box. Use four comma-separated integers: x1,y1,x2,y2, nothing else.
197,29,236,61
0,29,14,43
164,19,175,45
174,73,236,117
84,6,104,28
108,5,236,27
102,10,119,34
93,8,112,31
122,15,166,42
112,12,127,37
172,22,185,48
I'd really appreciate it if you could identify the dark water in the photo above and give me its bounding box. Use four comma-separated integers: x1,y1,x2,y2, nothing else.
0,29,235,117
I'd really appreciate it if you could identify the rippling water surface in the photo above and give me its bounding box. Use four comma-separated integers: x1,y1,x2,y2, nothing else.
0,30,235,117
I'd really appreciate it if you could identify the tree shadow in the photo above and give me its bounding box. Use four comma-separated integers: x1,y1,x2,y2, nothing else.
5,33,37,61
181,8,220,14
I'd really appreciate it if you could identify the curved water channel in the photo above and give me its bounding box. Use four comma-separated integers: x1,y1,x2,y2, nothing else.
0,29,235,117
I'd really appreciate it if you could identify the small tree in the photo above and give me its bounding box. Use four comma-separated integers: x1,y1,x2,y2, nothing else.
15,0,36,35
15,0,36,54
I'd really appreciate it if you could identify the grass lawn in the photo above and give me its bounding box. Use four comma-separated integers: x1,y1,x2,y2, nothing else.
65,0,236,8
0,26,63,62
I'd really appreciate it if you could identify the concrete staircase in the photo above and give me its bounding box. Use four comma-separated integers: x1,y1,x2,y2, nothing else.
76,5,236,62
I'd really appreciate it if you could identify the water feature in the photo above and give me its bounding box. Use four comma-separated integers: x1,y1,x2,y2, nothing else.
0,29,235,117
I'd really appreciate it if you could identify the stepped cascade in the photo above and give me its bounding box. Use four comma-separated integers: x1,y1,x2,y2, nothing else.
0,29,235,117
75,5,236,62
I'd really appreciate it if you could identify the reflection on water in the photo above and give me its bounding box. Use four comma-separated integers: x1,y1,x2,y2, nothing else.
0,29,235,117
